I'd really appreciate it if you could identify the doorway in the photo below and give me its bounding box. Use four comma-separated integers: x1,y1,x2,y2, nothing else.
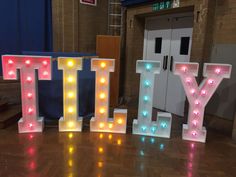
143,13,193,116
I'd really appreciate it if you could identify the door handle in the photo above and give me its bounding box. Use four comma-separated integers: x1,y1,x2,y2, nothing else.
170,56,173,72
163,56,167,70
165,55,168,70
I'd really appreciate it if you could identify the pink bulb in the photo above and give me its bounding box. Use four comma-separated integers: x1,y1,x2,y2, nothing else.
8,60,14,64
42,60,48,66
28,123,33,128
186,78,192,84
25,60,31,65
28,108,33,114
191,143,195,149
43,71,48,76
190,89,195,95
201,90,207,96
215,68,221,75
181,66,188,73
194,100,200,106
193,110,199,116
26,76,32,83
192,120,198,126
8,71,14,76
27,93,33,99
191,131,197,137
208,79,214,85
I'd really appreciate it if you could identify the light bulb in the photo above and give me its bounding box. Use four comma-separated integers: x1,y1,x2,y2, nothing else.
151,126,157,133
193,110,199,116
68,92,74,98
192,120,198,126
143,96,149,102
108,134,112,140
99,123,105,128
190,89,195,95
195,100,200,106
67,76,74,83
25,60,31,65
67,121,74,127
144,80,151,87
68,133,73,139
28,123,33,128
208,79,214,85
67,60,74,67
160,122,168,128
8,71,14,76
26,76,32,83
145,63,152,71
100,62,106,68
191,131,197,137
69,146,74,154
42,60,48,66
215,68,221,75
8,60,14,64
142,111,148,117
98,147,103,153
68,107,74,113
100,77,106,84
141,126,147,132
28,107,33,114
27,93,33,99
108,123,113,129
201,90,207,96
186,78,192,84
43,71,48,76
99,93,106,99
99,133,103,139
181,66,188,73
117,118,123,124
99,108,105,114
117,139,122,145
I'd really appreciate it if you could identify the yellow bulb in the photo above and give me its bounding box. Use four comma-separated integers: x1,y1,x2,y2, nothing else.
67,121,74,128
99,123,105,128
117,118,123,124
98,161,103,168
67,60,74,67
99,93,106,99
68,133,73,139
68,107,74,113
108,123,113,129
68,159,73,167
67,76,74,83
69,146,74,154
100,62,106,68
98,147,103,153
99,133,104,139
99,108,105,114
108,134,112,140
117,139,122,145
68,92,74,98
100,77,106,84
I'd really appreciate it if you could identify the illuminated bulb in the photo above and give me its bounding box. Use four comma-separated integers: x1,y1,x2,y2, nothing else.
145,63,152,71
42,60,48,66
181,66,188,73
28,107,33,114
26,76,32,83
98,162,103,168
215,68,221,75
69,147,74,154
99,93,106,99
143,96,149,102
8,71,14,76
99,133,104,139
190,89,196,95
117,118,123,124
144,80,151,87
67,121,74,128
67,60,74,67
43,71,48,76
201,90,207,96
68,159,73,167
108,123,113,129
208,79,214,85
100,77,106,84
8,60,14,64
193,110,199,116
99,123,105,128
98,147,103,153
195,100,200,106
142,111,148,117
192,120,198,126
117,139,122,145
25,60,31,65
68,133,73,139
68,92,74,98
27,93,33,99
186,78,192,84
151,126,157,133
67,76,74,83
191,131,197,137
28,123,33,128
160,122,168,128
108,134,112,140
100,62,106,68
99,108,105,114
68,107,74,113
141,126,147,132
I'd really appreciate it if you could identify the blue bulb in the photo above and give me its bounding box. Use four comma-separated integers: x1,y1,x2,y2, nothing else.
142,111,148,117
141,136,145,143
143,96,149,102
161,122,168,128
151,126,157,133
140,150,145,156
141,126,147,132
145,63,152,71
150,138,155,144
144,80,151,87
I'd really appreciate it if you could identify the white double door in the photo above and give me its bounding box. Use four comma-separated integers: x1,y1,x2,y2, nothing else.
143,14,193,116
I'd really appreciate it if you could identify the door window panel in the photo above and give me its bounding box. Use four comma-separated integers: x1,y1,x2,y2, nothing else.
180,37,190,55
155,37,162,53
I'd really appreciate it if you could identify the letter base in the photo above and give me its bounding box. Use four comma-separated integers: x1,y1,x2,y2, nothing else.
59,117,83,132
182,124,207,143
18,117,44,133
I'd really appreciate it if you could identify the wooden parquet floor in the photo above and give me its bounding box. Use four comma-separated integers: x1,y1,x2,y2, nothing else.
0,118,236,177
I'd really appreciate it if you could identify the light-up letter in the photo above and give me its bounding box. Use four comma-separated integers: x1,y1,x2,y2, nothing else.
133,60,172,138
58,57,83,132
174,62,232,143
2,55,52,133
90,58,127,133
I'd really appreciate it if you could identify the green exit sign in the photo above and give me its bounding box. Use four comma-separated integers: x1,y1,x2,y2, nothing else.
152,1,172,11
